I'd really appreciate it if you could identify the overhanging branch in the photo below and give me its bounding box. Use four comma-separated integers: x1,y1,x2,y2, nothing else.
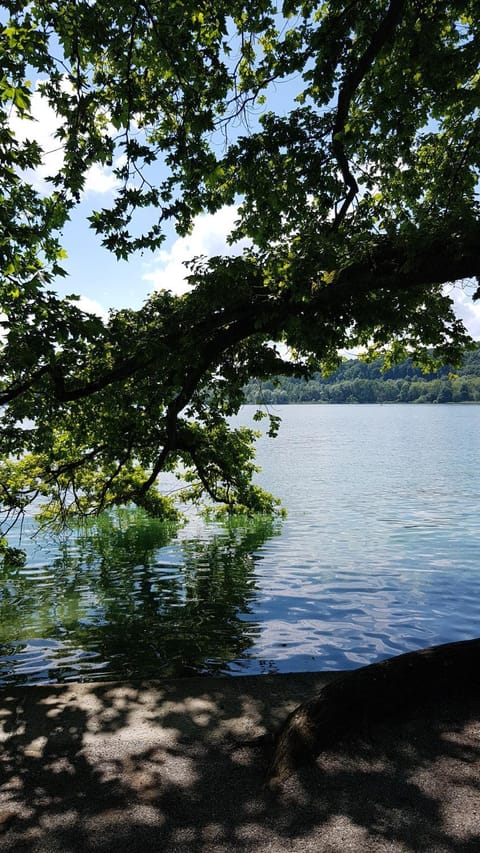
1,228,479,414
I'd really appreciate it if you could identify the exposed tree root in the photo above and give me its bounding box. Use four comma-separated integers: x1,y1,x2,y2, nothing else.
268,638,480,787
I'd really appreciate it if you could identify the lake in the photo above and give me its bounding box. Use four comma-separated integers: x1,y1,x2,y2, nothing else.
1,404,479,684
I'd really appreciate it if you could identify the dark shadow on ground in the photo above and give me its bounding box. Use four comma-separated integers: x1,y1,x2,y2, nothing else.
0,673,479,852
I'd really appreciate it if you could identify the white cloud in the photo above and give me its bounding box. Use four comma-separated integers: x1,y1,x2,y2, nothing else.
10,80,118,195
70,295,109,321
9,86,64,187
448,281,480,341
83,162,119,194
142,206,250,295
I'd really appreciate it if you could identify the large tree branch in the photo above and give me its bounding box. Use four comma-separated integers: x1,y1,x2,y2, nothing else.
332,0,407,228
1,227,479,413
0,365,50,405
314,227,480,313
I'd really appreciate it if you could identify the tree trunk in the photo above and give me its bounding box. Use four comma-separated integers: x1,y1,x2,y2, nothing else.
268,638,480,787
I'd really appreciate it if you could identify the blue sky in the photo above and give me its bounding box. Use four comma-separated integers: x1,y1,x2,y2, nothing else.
10,77,257,315
11,79,480,340
58,202,250,314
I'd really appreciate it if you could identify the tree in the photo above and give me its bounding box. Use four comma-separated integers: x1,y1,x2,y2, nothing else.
1,0,479,528
1,0,480,784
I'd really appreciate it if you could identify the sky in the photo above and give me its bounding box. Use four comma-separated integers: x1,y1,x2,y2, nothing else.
11,79,480,341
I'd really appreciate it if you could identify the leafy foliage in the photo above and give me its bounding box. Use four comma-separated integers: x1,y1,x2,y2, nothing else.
1,1,480,529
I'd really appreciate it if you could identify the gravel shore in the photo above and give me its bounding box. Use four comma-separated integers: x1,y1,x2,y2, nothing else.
1,672,479,852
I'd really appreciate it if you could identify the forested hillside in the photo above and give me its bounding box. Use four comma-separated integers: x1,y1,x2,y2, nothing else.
243,346,480,405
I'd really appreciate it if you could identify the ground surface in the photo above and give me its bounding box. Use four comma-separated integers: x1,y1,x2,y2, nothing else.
0,672,479,852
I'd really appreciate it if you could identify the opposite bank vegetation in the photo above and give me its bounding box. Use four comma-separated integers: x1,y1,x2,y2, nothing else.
244,344,480,405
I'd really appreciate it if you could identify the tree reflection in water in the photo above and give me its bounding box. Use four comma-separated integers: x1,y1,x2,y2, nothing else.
0,510,281,684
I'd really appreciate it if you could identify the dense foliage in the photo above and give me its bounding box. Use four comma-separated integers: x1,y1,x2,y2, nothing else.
244,345,480,403
1,1,480,530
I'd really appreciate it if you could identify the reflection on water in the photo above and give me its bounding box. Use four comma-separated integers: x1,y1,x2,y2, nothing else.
0,510,280,685
1,404,480,683
247,404,480,670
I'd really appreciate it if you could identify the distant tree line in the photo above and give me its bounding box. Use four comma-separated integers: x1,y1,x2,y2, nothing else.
243,346,480,405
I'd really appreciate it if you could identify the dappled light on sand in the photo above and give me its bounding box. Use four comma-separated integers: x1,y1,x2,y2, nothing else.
1,674,480,852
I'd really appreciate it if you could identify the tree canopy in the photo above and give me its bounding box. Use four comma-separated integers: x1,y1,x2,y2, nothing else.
1,0,479,529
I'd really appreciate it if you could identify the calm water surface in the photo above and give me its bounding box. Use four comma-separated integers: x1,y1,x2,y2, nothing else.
1,404,479,684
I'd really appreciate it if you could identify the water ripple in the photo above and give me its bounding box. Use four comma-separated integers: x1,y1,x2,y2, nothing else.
1,405,480,683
